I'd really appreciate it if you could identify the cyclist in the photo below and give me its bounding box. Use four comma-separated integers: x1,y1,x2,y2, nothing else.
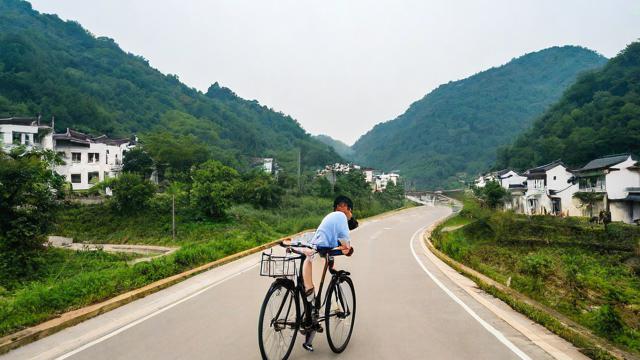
288,195,358,352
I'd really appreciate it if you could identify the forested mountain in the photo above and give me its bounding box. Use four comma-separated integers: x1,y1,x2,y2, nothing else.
497,41,640,170
352,46,607,189
0,0,340,170
313,134,354,160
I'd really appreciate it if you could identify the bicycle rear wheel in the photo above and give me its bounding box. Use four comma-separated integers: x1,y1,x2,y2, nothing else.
258,282,299,360
325,276,356,353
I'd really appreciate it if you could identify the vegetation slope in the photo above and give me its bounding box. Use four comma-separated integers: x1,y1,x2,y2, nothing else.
352,46,606,189
497,41,640,170
0,0,340,170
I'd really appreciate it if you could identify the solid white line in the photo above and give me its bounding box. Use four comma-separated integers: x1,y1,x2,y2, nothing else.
409,226,532,360
55,262,260,360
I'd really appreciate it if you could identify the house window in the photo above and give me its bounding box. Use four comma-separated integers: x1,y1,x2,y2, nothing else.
72,152,81,163
104,171,109,179
71,174,81,183
88,152,100,163
553,176,557,180
88,172,99,184
56,151,67,159
12,132,21,145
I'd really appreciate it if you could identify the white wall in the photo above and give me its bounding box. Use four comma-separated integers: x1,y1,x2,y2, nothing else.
606,157,639,200
499,171,526,189
0,124,53,150
55,142,126,190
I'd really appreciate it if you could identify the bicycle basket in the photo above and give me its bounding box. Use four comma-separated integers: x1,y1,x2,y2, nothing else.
260,252,298,278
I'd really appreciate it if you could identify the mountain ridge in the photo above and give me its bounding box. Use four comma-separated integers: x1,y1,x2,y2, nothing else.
352,45,607,188
496,41,640,171
0,0,340,170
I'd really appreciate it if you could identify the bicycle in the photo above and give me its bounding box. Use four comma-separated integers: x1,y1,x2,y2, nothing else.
258,240,356,360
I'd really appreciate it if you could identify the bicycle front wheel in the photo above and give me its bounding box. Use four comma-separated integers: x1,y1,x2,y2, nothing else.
258,282,299,360
325,276,356,353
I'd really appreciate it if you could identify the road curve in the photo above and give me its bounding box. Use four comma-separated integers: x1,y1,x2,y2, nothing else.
4,205,566,360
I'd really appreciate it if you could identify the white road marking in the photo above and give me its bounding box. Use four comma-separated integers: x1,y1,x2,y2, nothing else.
409,227,532,360
54,262,260,360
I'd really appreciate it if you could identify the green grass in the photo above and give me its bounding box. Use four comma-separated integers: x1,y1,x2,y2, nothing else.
432,197,640,355
0,194,408,337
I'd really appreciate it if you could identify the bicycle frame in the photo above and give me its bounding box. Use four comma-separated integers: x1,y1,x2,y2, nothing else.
266,247,351,330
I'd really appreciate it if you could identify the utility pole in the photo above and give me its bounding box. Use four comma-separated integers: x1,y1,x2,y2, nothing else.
297,148,301,193
172,194,176,240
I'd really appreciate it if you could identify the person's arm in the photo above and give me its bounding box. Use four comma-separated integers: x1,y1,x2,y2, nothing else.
337,239,353,256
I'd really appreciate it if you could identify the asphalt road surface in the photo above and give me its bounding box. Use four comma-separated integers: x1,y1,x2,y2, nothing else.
3,205,576,360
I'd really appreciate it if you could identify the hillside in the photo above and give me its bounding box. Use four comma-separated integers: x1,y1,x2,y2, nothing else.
497,41,640,170
352,46,607,189
314,134,354,160
0,0,340,170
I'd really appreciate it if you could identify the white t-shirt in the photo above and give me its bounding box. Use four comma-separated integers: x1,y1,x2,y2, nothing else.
310,211,350,249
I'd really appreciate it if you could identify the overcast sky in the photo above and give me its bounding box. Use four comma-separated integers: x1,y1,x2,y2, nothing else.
29,0,640,145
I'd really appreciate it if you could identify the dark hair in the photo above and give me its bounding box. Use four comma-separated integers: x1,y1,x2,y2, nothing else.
333,195,353,210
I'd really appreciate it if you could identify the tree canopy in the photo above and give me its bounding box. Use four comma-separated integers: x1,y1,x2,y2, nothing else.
496,41,640,170
0,0,341,172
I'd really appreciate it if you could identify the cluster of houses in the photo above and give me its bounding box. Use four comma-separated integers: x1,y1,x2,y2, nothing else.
317,163,400,192
0,117,134,191
475,154,640,224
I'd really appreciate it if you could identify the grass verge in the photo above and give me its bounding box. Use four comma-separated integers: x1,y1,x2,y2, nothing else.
0,195,411,338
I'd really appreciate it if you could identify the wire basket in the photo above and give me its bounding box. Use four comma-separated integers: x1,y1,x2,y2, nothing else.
260,251,299,278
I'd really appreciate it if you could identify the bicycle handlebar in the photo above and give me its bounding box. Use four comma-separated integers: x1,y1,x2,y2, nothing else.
279,241,348,257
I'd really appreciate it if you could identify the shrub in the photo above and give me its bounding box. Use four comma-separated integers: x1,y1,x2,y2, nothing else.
190,160,240,218
0,147,65,278
110,173,156,213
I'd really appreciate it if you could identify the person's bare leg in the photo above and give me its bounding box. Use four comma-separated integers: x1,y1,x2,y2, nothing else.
302,257,314,292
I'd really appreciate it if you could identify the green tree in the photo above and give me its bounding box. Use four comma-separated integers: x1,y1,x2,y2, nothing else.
122,147,154,178
475,181,508,209
190,160,240,218
334,171,370,200
0,147,65,278
110,173,156,213
311,176,334,198
238,171,283,208
143,132,211,179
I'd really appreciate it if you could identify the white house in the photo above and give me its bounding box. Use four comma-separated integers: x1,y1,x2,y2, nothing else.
497,170,527,190
54,128,131,191
374,173,400,192
523,160,578,216
0,117,54,151
573,154,640,223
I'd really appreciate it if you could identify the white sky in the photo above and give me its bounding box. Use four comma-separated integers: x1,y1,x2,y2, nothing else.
28,0,640,145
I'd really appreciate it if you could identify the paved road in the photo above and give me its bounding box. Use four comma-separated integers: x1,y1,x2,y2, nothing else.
4,206,576,360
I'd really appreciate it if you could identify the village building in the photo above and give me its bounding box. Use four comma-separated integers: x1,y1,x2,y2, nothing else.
523,160,578,216
573,154,640,224
53,128,132,190
252,157,279,176
0,116,54,151
374,173,400,192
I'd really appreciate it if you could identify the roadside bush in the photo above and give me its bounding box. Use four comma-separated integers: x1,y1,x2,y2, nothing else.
110,173,156,213
237,172,283,208
520,254,554,279
0,148,65,279
592,305,625,339
190,160,240,218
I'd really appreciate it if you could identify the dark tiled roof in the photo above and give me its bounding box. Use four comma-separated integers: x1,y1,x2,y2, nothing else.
92,135,130,146
0,117,39,126
525,160,565,176
54,128,130,146
576,154,633,172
